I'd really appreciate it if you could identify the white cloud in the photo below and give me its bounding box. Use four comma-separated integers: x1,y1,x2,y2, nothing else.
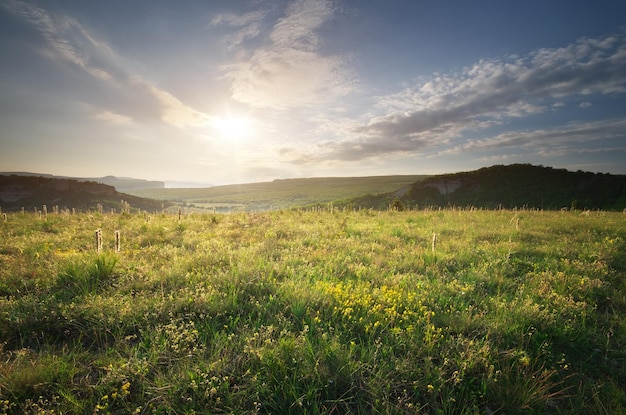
296,33,626,163
364,35,626,135
222,0,355,109
136,81,209,128
209,10,266,47
3,0,210,130
93,110,132,125
210,10,266,27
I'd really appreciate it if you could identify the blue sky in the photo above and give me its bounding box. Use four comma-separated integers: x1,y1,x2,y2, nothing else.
1,0,625,185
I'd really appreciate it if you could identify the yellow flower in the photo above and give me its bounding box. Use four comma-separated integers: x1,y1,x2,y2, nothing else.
121,381,131,396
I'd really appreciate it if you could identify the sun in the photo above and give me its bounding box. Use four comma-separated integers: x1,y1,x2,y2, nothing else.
211,116,252,139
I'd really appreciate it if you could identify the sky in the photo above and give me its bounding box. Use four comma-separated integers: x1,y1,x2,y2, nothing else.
1,0,626,186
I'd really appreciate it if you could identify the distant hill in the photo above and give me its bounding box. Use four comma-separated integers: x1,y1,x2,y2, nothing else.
0,175,167,212
89,176,165,192
0,172,164,192
164,180,213,188
4,166,622,213
127,175,427,212
345,164,626,211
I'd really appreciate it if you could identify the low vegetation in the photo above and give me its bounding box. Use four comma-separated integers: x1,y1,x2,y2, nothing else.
1,208,625,414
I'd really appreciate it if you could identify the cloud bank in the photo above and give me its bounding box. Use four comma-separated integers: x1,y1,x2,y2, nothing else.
290,34,626,163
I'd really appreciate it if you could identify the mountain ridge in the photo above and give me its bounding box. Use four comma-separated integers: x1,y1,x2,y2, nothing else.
0,172,165,192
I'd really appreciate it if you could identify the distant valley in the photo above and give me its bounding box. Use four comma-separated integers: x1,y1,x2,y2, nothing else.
127,175,426,212
1,165,625,213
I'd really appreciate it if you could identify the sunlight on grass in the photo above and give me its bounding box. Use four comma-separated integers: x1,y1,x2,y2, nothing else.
0,208,624,413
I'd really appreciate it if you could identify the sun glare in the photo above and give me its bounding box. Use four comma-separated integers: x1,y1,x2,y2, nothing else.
212,116,252,139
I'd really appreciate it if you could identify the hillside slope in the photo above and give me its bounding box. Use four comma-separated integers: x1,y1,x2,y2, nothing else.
348,165,626,210
0,175,166,212
0,172,165,192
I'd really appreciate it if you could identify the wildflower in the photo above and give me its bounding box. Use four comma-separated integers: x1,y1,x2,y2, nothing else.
519,354,530,366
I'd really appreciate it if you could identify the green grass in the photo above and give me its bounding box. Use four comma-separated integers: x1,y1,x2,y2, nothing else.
0,208,625,414
126,175,426,212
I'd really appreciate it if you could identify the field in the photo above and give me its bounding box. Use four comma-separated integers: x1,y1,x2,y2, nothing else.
127,176,426,212
0,208,625,414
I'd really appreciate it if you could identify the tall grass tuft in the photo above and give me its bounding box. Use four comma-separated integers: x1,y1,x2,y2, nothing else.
57,253,118,298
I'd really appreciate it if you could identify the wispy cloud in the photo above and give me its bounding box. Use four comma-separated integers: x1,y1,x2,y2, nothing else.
209,10,266,48
136,81,209,128
2,0,209,129
288,33,626,163
441,118,626,156
2,0,115,81
93,110,132,125
219,0,355,109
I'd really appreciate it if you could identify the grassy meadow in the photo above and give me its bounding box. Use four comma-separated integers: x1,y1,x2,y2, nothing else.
0,208,625,414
